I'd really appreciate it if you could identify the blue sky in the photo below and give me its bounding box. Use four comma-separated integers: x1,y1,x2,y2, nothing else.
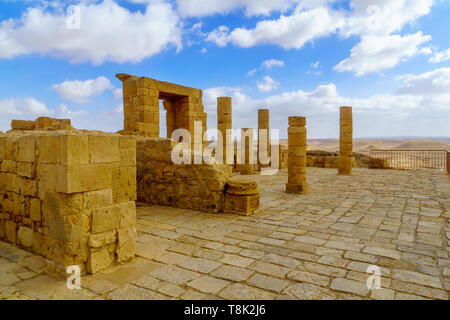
0,0,449,138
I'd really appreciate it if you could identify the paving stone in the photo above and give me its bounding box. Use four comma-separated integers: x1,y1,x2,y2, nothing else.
283,283,330,300
391,269,443,289
330,278,370,297
157,283,185,298
219,254,254,268
187,276,230,294
247,274,289,293
287,270,330,287
150,266,200,285
294,235,327,246
324,241,364,252
261,253,300,268
247,261,292,278
210,265,254,282
363,246,401,260
391,280,448,300
108,284,167,300
370,288,395,300
303,262,347,277
178,257,221,273
218,283,275,300
154,252,191,265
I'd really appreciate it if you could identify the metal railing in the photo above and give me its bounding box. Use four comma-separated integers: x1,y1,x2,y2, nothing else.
369,150,449,171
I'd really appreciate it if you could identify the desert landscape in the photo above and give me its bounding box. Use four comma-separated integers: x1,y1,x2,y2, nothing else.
306,138,450,154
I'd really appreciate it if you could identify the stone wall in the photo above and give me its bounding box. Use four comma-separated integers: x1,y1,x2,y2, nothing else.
10,117,73,131
0,129,137,274
136,137,233,213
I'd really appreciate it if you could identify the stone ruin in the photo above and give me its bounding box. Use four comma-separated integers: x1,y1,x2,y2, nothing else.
0,76,262,275
0,74,368,275
0,123,137,274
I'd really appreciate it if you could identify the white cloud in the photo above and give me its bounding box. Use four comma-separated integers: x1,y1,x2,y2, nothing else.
429,48,450,64
261,59,285,69
207,6,344,49
257,76,280,92
176,0,303,18
247,59,285,76
334,32,431,76
204,1,435,75
113,88,123,101
202,80,450,139
0,97,86,132
0,96,51,116
311,61,320,68
52,76,114,103
341,0,433,37
397,67,450,96
0,0,181,65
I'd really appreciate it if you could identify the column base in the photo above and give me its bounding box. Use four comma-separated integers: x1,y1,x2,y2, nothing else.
285,183,307,194
338,168,352,175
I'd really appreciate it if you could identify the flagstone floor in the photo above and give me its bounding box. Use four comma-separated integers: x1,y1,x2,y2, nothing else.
1,168,449,300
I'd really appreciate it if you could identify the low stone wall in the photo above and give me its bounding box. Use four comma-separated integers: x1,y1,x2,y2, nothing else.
368,158,390,169
0,129,137,274
10,117,73,131
136,137,233,213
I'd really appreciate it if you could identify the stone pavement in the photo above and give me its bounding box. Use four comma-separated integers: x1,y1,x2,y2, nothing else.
1,168,449,300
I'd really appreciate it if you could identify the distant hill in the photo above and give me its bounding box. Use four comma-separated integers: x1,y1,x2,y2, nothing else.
305,138,450,154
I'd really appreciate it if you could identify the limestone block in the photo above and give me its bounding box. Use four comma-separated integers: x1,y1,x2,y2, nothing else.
1,159,17,173
88,230,117,248
3,173,19,193
0,220,5,239
18,162,36,178
0,136,6,160
37,135,61,164
18,136,36,162
87,248,112,274
92,204,121,234
60,134,89,165
89,135,119,164
5,138,18,160
224,178,259,215
111,166,137,203
119,136,136,165
56,164,113,194
0,173,19,193
83,189,113,209
288,117,307,127
42,190,83,216
11,120,35,131
30,198,41,222
119,201,136,228
369,158,389,169
49,213,90,241
17,226,33,247
116,227,136,262
36,164,58,192
5,220,16,243
19,178,38,197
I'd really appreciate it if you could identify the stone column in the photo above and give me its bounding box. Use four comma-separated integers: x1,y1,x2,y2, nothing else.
217,97,232,164
338,106,353,175
286,117,307,194
258,109,270,167
240,128,254,175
